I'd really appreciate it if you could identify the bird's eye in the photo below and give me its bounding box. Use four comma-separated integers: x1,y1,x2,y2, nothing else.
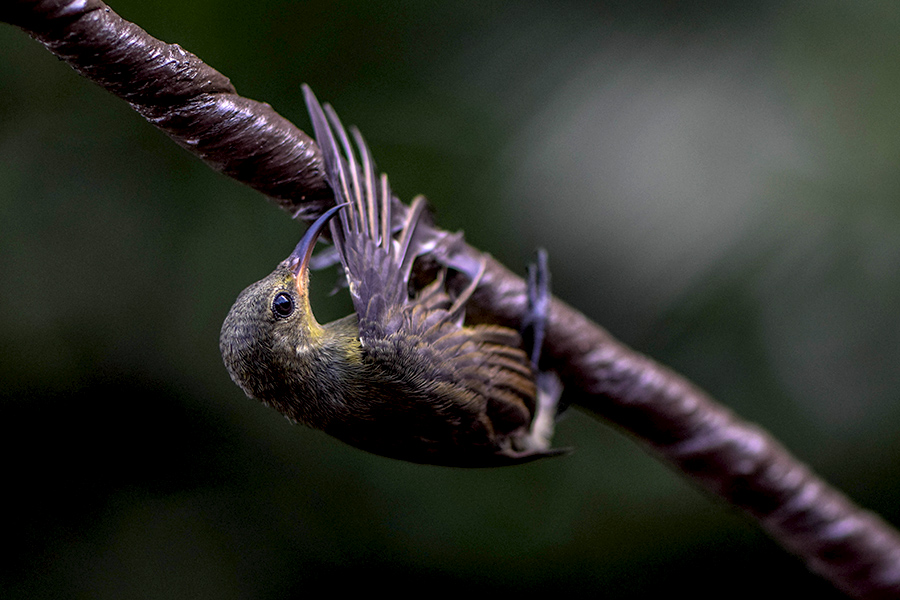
272,292,295,318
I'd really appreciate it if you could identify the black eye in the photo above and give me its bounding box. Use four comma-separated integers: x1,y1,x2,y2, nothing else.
272,292,295,318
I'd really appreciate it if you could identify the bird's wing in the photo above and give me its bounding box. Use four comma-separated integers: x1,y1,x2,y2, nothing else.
304,85,432,340
401,308,538,433
304,86,537,437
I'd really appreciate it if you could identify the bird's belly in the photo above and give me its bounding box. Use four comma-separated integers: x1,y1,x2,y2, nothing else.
322,384,518,467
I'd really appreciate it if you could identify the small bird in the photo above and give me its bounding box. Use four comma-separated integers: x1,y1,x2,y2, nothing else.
220,86,561,467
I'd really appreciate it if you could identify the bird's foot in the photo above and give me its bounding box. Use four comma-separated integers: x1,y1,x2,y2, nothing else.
521,248,551,368
518,249,566,453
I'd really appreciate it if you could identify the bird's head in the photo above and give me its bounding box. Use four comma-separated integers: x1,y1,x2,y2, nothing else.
219,204,346,403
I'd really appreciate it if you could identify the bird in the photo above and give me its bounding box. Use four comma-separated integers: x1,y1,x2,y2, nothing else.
219,85,562,467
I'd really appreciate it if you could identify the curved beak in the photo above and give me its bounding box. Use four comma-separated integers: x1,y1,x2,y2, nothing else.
286,203,349,276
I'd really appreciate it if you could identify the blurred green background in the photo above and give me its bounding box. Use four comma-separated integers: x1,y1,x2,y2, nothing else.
2,0,899,597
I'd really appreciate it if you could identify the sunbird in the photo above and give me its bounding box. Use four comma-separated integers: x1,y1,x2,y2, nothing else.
220,86,561,466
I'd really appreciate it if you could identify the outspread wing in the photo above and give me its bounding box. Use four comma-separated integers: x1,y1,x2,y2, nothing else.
305,85,436,341
303,86,538,444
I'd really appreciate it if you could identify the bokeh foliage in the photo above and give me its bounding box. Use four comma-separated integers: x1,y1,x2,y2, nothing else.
2,1,898,597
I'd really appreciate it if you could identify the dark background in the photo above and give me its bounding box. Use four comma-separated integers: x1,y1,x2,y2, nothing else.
3,1,899,597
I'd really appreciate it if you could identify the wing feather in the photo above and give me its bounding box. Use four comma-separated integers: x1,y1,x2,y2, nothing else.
305,86,425,338
304,85,537,438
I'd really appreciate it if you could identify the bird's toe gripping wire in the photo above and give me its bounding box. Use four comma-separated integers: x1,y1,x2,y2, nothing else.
522,248,551,369
519,249,565,452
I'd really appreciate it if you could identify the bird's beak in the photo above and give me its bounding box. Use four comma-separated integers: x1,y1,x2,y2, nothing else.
286,203,348,277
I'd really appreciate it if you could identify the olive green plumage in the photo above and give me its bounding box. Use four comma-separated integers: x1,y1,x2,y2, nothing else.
220,86,559,467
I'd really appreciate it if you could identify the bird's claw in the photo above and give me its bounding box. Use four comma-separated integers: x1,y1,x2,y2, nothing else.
522,248,551,368
517,249,566,452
